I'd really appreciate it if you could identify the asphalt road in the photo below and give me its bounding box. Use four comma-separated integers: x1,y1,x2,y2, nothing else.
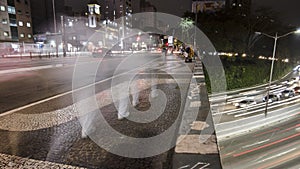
208,69,300,169
0,54,159,113
0,54,196,169
210,70,300,123
219,113,300,169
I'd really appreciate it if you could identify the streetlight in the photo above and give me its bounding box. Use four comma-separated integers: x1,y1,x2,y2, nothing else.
52,0,56,33
255,29,300,116
52,0,59,57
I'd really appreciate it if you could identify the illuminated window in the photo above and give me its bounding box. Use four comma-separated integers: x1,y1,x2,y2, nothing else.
26,22,31,27
18,21,23,26
7,6,15,14
3,31,9,37
27,34,32,38
20,33,24,38
0,6,5,11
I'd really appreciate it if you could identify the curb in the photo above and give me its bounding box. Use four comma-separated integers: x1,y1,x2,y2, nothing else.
172,56,222,169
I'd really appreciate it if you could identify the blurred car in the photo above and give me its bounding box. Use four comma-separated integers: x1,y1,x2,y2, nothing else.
281,89,295,98
263,93,280,103
281,80,288,85
234,99,257,108
293,86,300,94
287,80,295,85
92,47,111,57
292,76,299,81
293,65,300,71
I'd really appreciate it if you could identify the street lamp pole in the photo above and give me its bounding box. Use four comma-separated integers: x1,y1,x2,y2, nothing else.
52,0,59,57
193,12,197,49
52,0,56,33
264,32,278,116
256,29,300,116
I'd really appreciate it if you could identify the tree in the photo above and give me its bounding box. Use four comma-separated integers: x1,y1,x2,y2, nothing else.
179,17,194,43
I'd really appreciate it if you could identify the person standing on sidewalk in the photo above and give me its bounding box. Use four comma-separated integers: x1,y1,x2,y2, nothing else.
116,77,140,120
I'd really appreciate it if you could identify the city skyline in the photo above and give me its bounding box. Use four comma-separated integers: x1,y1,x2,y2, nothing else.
64,0,300,26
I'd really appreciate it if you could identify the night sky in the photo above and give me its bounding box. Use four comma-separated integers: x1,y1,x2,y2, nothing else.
252,0,300,26
65,0,300,26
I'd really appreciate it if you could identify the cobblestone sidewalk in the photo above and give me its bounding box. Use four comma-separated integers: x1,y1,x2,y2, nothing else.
0,153,86,169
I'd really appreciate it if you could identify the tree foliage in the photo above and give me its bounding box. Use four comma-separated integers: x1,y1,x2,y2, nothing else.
183,7,298,59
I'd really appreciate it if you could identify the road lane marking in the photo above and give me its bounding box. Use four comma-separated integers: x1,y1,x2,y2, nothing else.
208,71,292,97
278,123,300,134
233,132,300,157
0,78,189,131
0,57,162,117
178,165,190,169
256,148,296,163
215,106,300,141
242,139,270,149
0,78,187,131
0,57,122,75
191,162,210,169
0,65,58,74
257,151,300,169
213,95,300,117
253,128,280,137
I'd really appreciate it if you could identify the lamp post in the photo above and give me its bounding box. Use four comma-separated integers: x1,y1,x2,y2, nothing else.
52,0,59,57
52,0,56,33
256,29,300,116
193,11,198,51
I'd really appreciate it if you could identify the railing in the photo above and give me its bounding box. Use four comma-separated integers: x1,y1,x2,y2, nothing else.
0,42,83,58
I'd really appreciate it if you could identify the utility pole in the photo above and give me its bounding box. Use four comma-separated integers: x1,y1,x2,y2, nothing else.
121,15,125,51
193,11,197,51
52,0,58,57
52,0,56,33
255,29,300,116
264,32,278,117
61,16,66,57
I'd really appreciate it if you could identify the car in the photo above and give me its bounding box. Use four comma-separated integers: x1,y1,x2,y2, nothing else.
293,86,300,94
281,80,288,85
263,93,280,103
234,99,257,108
92,47,111,57
287,77,299,86
287,80,295,86
281,89,295,98
293,65,300,72
292,77,299,81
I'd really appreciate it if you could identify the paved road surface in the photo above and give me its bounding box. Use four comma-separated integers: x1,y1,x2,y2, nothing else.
0,54,209,169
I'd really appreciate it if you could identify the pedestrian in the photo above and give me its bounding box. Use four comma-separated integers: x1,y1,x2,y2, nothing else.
116,77,140,120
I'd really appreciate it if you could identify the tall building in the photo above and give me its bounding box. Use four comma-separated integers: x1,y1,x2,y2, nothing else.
192,0,225,13
131,0,157,29
102,0,134,27
0,0,11,41
0,0,33,42
87,0,101,28
30,0,73,34
102,0,131,20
